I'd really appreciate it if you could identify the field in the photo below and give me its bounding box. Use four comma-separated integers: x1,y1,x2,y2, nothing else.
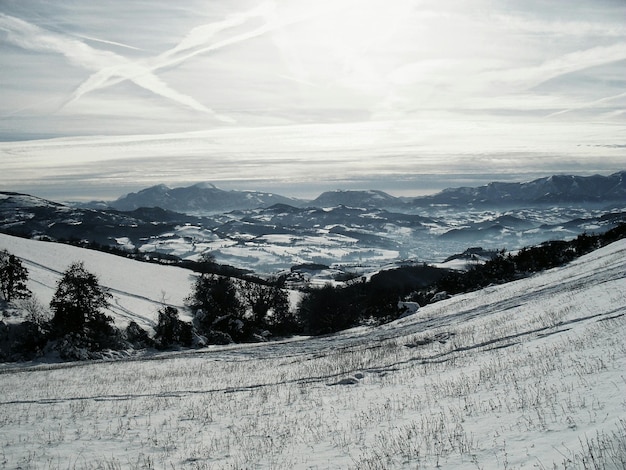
0,235,625,469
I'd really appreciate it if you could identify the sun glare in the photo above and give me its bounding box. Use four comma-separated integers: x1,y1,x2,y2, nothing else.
270,0,414,92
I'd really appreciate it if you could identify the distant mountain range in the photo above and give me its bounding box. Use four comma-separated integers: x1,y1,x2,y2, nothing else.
411,171,626,207
2,180,625,273
79,171,626,214
105,182,301,213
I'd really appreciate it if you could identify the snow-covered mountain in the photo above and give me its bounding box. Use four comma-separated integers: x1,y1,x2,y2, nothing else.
310,189,403,209
0,233,624,468
99,171,626,214
411,170,626,207
109,182,302,213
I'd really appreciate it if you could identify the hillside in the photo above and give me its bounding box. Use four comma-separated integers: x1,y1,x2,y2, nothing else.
0,236,624,468
0,233,195,331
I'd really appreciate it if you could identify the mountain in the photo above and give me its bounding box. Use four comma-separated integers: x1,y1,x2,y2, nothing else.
411,171,626,207
310,190,403,209
0,191,206,246
3,189,625,274
92,171,626,215
110,183,302,213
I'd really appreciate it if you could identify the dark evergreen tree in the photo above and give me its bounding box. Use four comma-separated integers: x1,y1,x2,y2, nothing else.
154,306,192,348
297,283,359,335
50,262,112,336
0,249,31,302
186,273,242,334
238,277,291,329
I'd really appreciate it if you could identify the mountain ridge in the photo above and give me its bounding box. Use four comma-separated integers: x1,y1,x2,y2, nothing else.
109,183,303,213
82,171,626,214
410,170,626,207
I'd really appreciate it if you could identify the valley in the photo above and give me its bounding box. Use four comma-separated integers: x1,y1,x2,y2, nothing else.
2,172,625,277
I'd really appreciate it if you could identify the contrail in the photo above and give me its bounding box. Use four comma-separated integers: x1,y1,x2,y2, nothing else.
73,34,144,51
1,2,346,119
546,91,626,118
64,2,279,110
0,13,232,120
158,2,277,61
67,1,347,105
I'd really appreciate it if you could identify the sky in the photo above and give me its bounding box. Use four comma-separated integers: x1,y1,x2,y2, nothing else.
0,0,625,201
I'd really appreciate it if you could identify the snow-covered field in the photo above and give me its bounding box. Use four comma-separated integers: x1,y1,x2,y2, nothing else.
0,234,625,469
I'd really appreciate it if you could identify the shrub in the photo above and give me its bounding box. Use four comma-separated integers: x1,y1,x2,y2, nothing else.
154,306,193,349
298,283,360,335
125,321,154,349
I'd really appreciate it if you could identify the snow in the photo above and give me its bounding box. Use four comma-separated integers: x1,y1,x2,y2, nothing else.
0,233,195,329
0,234,625,468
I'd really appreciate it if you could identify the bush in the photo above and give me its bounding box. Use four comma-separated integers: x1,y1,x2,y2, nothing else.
298,284,360,335
125,321,154,349
187,273,241,332
154,306,193,349
238,277,291,330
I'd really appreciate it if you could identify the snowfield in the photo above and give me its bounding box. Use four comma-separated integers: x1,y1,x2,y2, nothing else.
0,234,625,469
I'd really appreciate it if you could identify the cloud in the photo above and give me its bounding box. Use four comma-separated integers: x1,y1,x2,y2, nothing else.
0,13,232,120
487,43,626,91
53,1,320,121
72,34,144,51
158,2,277,61
546,91,626,118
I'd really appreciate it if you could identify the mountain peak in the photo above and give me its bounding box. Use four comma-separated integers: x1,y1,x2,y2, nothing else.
111,183,300,213
191,182,218,190
311,189,401,208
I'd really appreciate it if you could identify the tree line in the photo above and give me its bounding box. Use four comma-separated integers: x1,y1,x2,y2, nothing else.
0,253,300,361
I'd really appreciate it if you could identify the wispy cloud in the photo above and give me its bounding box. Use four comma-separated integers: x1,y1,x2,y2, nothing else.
485,43,626,91
72,34,144,52
64,2,280,112
0,13,232,121
546,91,626,118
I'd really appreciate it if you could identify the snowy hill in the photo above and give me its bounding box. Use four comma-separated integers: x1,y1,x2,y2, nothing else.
0,234,625,468
0,233,195,331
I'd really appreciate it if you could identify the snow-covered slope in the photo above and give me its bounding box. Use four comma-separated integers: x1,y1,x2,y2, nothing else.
0,233,196,329
0,236,625,468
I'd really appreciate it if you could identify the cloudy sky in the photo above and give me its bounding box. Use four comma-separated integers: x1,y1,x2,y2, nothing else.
1,0,625,201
